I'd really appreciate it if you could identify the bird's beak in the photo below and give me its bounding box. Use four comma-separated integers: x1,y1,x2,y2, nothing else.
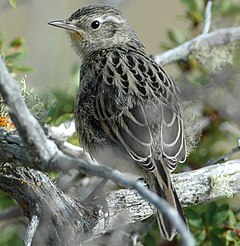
48,20,78,32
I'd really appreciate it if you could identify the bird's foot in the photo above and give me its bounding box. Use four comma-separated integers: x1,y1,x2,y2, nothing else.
136,177,150,189
83,177,110,227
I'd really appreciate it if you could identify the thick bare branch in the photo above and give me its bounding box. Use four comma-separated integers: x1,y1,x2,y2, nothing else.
173,160,240,206
0,160,240,244
0,163,98,245
0,127,91,165
24,214,40,246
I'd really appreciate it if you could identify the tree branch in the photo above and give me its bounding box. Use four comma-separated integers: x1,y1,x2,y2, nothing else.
202,0,213,34
173,160,240,206
0,159,240,244
154,27,240,66
0,58,58,167
0,163,98,245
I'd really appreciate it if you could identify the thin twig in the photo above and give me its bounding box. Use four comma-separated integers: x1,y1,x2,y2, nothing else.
202,0,213,34
24,214,40,246
208,139,240,165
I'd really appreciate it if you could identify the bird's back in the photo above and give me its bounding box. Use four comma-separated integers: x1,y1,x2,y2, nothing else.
75,43,187,172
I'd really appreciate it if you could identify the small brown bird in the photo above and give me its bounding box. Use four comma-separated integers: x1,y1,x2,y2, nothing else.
49,4,194,240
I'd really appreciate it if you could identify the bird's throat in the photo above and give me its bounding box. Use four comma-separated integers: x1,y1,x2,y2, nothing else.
69,31,83,42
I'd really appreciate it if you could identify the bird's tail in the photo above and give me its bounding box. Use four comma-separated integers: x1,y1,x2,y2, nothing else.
146,160,187,241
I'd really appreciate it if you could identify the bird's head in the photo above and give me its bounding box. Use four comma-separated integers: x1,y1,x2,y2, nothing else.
49,5,137,60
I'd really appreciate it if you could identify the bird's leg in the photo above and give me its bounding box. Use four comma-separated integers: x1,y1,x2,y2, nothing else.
136,177,150,189
83,177,110,227
84,177,109,204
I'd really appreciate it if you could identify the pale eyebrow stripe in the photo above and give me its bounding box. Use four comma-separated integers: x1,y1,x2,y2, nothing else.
95,16,125,24
104,15,125,24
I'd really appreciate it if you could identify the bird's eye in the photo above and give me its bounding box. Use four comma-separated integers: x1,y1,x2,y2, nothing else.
91,20,101,29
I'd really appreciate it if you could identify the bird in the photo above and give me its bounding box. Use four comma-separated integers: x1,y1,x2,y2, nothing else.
49,4,195,241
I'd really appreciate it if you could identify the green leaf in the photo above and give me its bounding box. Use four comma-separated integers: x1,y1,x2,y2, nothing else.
167,28,185,45
236,221,240,228
0,226,22,245
205,202,217,225
180,0,192,9
14,65,32,73
143,233,157,246
160,43,174,51
8,0,16,8
211,227,225,236
181,0,205,12
194,230,206,245
209,230,225,246
212,204,229,224
10,37,25,47
52,113,73,126
68,132,79,146
0,192,14,209
226,230,235,241
189,11,204,23
228,210,236,225
5,51,23,61
187,209,203,228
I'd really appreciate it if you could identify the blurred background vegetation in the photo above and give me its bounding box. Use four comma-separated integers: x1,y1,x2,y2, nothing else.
1,0,240,245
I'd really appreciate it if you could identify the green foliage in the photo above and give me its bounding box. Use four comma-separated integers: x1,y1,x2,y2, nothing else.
186,202,240,245
49,90,75,124
0,226,23,246
162,0,240,76
0,77,56,128
143,222,161,245
0,193,14,210
0,32,56,124
48,64,79,125
8,0,16,9
19,79,56,123
214,0,240,17
0,193,18,246
0,35,32,75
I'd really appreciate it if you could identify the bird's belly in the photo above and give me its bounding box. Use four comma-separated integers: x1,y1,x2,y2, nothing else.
92,145,145,180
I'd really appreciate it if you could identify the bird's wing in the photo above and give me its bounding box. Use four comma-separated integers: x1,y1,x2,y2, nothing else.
92,49,187,171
